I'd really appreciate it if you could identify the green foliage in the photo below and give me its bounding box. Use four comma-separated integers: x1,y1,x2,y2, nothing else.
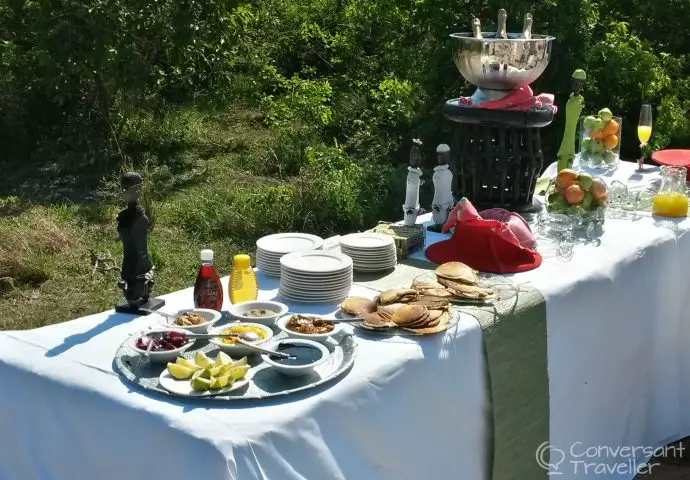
0,0,249,165
1,0,690,235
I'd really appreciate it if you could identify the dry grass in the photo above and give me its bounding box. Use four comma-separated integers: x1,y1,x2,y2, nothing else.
0,210,78,289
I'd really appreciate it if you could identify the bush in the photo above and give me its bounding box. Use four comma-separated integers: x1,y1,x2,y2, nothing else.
2,0,690,237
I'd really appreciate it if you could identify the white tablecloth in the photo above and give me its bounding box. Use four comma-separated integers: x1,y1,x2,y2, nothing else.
2,160,690,479
0,277,489,480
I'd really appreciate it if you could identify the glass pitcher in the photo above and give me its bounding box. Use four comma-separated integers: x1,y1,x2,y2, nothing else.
653,166,688,218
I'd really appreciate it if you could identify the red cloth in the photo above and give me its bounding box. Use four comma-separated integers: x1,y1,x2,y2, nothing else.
427,198,542,273
456,85,558,113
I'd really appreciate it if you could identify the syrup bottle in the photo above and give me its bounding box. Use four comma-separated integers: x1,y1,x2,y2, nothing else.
193,249,223,311
229,254,258,304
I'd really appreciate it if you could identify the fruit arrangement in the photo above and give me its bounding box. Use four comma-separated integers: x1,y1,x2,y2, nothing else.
546,169,609,215
580,108,620,167
166,351,250,391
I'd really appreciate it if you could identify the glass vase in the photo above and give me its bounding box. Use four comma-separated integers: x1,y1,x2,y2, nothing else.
578,115,622,171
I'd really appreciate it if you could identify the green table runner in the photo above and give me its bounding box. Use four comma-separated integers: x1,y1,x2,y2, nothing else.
354,259,549,480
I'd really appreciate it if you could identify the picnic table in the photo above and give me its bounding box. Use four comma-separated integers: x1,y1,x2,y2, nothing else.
2,160,690,480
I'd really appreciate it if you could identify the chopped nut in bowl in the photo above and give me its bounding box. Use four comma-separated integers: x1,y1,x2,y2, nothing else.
276,314,342,343
162,308,221,334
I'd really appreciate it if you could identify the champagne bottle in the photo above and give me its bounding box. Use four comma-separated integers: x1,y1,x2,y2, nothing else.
472,18,483,39
497,9,507,39
522,13,533,39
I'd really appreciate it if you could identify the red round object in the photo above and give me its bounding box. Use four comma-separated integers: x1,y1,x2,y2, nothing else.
651,149,690,180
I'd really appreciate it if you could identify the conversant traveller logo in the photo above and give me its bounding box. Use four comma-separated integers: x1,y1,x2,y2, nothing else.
535,441,684,476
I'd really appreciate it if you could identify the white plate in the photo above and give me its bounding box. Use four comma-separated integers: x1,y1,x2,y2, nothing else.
280,264,352,275
158,369,251,397
279,291,350,303
256,252,284,262
280,269,353,281
280,288,352,300
280,281,352,292
257,233,324,254
257,264,281,274
352,261,397,267
257,269,281,276
280,251,352,274
280,283,351,294
351,259,397,266
353,266,396,273
342,245,396,253
256,257,281,267
342,252,396,260
343,254,396,262
341,249,396,258
280,280,352,292
281,285,352,296
349,258,397,266
280,272,352,286
340,233,395,250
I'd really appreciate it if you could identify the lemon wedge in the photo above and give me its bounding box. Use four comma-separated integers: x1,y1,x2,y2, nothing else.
191,376,212,392
215,352,233,366
167,363,195,380
207,366,223,377
226,364,250,381
194,352,213,369
176,358,200,370
231,357,248,367
210,375,231,389
192,369,211,380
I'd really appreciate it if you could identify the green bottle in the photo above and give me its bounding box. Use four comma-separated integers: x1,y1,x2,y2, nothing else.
557,69,587,172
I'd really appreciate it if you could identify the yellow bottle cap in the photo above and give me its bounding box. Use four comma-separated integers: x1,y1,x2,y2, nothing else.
233,254,251,269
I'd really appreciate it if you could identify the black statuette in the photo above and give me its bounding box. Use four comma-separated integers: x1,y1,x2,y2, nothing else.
114,172,164,314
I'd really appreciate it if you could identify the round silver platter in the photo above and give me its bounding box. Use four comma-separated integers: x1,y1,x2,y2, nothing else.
114,330,357,401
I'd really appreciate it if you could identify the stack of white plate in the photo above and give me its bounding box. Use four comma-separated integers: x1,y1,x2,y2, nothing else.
279,251,353,303
256,233,324,277
339,233,397,272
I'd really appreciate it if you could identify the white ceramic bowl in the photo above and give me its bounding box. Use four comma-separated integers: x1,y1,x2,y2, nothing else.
276,314,341,343
127,328,195,364
209,323,274,358
261,339,329,377
161,308,221,334
227,300,289,326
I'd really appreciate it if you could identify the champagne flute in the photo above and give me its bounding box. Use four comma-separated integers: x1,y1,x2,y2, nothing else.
637,104,653,171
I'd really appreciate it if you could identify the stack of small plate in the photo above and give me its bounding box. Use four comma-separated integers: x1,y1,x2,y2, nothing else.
256,233,324,277
339,233,397,272
279,251,353,303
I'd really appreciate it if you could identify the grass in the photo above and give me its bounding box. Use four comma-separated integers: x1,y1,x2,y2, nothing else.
0,106,400,330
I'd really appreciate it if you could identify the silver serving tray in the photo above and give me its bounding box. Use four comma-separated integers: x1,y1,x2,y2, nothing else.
113,330,357,401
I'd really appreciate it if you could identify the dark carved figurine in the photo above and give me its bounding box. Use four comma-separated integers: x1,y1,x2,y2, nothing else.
115,172,164,313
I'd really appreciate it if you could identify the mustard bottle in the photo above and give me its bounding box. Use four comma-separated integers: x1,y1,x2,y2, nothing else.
229,254,259,304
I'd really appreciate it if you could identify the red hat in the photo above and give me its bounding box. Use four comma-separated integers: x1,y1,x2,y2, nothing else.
427,198,542,273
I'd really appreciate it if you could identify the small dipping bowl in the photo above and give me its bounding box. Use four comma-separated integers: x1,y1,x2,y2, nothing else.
276,314,341,343
209,323,274,358
162,308,221,334
128,328,195,364
227,300,289,326
261,339,329,377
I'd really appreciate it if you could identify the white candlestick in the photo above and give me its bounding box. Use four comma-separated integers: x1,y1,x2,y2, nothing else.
405,166,423,208
432,144,454,225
